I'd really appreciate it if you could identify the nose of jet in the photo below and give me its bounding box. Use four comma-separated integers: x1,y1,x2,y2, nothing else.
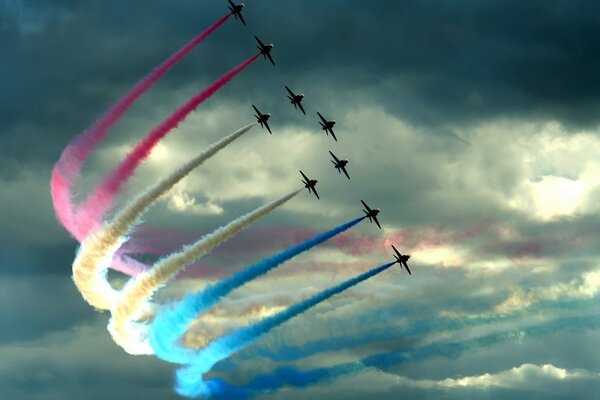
299,94,304,98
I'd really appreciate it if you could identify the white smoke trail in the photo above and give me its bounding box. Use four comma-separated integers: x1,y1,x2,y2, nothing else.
108,188,303,354
71,123,255,312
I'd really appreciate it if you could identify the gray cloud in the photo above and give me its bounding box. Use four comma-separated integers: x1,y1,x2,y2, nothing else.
0,275,94,342
2,1,600,398
0,319,180,400
3,0,600,169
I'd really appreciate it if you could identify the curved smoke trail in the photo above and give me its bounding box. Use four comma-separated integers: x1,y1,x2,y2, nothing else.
72,124,255,312
108,189,302,354
50,14,231,239
75,54,260,238
170,261,396,398
149,216,366,364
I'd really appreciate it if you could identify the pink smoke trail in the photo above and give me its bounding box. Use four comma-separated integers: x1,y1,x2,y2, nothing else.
74,54,260,237
50,14,231,240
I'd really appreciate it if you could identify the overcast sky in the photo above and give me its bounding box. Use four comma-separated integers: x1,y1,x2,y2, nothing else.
1,0,600,399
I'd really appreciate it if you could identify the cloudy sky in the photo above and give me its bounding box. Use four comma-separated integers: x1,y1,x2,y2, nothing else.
2,0,600,398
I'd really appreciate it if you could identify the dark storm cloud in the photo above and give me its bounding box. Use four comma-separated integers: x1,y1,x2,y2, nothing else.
0,240,75,276
0,274,94,342
1,2,599,399
0,318,181,400
3,0,600,171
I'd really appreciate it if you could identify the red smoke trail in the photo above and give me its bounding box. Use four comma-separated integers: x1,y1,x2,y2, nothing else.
75,54,260,237
50,14,231,240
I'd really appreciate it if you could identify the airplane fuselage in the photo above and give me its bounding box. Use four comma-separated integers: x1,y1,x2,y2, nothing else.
262,44,274,54
323,121,335,130
305,179,317,188
291,94,304,104
256,114,270,126
368,209,380,218
336,159,348,168
395,255,410,263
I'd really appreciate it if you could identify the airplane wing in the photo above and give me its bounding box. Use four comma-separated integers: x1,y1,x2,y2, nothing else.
300,170,309,181
402,261,412,275
298,101,306,115
341,165,350,179
329,151,340,162
372,215,382,229
228,0,235,7
317,112,327,124
329,129,338,141
266,51,275,65
252,105,262,116
285,86,295,97
312,186,320,199
255,36,265,48
361,200,372,212
264,120,272,134
238,12,246,25
392,245,401,259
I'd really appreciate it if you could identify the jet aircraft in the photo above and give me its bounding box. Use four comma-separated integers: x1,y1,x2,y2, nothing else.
252,105,272,134
317,112,337,141
361,200,381,229
255,36,275,65
227,0,246,25
300,170,319,199
391,245,412,274
285,86,306,115
329,151,350,179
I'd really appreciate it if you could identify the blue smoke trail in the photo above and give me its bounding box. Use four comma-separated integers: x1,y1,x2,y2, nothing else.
223,312,600,398
240,296,598,364
175,261,397,398
149,217,366,364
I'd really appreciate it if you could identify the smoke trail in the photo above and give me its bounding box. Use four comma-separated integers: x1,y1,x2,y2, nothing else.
173,261,396,398
108,189,302,354
243,296,595,364
72,124,255,312
50,14,231,239
75,54,260,237
218,312,600,398
150,216,366,363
